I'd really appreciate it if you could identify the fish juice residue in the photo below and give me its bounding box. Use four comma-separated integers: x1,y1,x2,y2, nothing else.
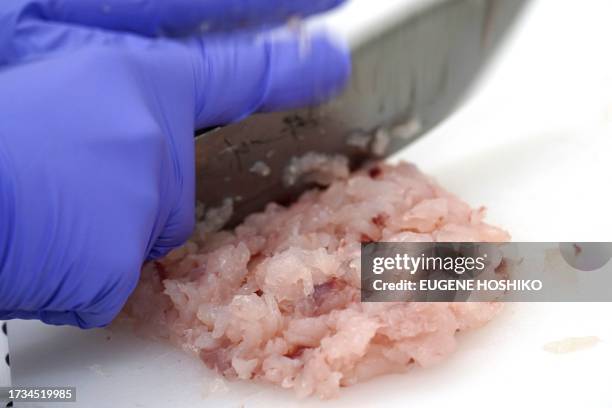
543,336,601,354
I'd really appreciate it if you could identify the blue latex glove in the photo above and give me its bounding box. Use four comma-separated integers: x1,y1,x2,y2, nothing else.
0,0,350,328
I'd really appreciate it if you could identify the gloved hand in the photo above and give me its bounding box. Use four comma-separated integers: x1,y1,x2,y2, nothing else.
0,0,350,328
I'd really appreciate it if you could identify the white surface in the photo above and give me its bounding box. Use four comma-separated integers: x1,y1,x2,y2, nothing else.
9,0,612,407
309,0,444,49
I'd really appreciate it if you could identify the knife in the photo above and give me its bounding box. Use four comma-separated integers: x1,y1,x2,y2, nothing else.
194,0,528,226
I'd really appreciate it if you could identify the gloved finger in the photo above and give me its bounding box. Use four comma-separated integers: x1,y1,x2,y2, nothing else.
26,0,345,36
190,29,351,128
4,14,350,116
147,182,195,260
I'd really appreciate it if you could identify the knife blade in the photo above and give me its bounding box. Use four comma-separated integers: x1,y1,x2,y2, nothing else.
194,0,528,226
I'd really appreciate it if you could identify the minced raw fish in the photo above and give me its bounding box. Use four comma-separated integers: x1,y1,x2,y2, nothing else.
122,161,509,398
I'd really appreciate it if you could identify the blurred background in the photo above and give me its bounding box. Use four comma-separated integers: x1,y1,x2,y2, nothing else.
394,0,612,243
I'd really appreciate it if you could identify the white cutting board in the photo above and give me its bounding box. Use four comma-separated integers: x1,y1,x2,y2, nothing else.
9,0,612,407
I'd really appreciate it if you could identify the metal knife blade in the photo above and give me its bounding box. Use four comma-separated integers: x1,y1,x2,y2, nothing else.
194,0,528,226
